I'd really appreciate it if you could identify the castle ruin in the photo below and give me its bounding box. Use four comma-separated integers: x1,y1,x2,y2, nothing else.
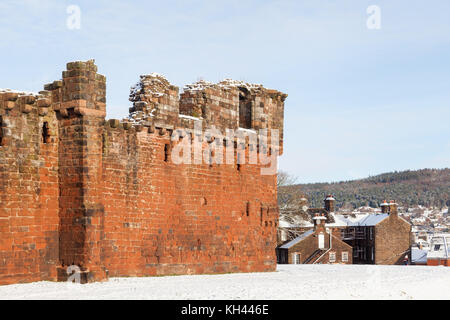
0,60,286,284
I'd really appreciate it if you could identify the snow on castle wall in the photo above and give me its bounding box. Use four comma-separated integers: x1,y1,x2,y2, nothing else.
0,60,287,284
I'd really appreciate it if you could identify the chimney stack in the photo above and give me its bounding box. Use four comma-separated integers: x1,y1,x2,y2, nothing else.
313,213,327,231
389,200,398,216
324,195,335,212
380,200,390,213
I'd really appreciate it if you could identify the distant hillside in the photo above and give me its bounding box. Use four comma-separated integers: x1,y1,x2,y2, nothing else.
294,168,450,209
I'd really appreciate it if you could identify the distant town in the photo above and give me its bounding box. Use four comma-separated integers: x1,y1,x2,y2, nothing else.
277,194,449,266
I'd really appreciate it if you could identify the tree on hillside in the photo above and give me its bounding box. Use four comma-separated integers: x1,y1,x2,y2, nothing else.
277,171,311,242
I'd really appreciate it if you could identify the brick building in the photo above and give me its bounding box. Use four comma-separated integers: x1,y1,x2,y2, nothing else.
426,234,450,266
277,197,412,265
276,213,352,264
341,201,412,264
0,60,287,285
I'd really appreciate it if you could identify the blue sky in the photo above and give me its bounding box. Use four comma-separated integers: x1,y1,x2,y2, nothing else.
1,0,449,183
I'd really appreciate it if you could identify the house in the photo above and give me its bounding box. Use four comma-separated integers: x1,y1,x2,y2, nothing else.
427,234,450,266
341,200,412,264
277,196,412,265
276,213,353,265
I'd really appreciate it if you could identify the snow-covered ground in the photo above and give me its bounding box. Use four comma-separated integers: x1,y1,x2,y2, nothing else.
0,264,449,300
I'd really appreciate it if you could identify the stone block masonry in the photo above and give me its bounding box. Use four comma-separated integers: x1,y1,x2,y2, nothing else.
0,60,287,284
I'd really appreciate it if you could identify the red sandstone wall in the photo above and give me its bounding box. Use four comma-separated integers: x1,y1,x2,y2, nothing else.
0,91,59,285
0,60,285,285
101,124,279,276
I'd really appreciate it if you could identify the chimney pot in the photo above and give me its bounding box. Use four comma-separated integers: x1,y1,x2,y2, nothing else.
324,194,335,212
389,200,398,215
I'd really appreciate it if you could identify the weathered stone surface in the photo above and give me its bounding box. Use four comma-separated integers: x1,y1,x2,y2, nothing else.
0,60,286,285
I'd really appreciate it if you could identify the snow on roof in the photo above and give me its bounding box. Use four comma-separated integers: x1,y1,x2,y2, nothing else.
279,216,313,228
279,230,314,249
411,248,428,264
325,212,349,227
349,213,389,227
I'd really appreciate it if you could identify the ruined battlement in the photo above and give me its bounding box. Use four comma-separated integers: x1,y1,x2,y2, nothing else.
0,60,286,285
126,72,286,152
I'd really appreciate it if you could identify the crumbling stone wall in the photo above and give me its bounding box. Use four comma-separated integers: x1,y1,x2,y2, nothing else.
0,88,59,285
0,60,286,284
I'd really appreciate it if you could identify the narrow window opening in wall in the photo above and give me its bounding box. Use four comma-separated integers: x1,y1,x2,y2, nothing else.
238,87,252,129
260,207,263,225
0,116,3,146
236,153,242,171
42,122,50,144
293,253,301,264
102,133,107,155
209,150,214,167
0,116,3,147
246,202,250,216
164,143,170,162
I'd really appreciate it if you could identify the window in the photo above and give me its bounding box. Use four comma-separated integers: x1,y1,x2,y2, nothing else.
0,116,3,146
342,251,348,262
318,233,325,249
434,245,441,251
329,252,336,263
164,143,170,162
236,153,242,171
293,253,301,264
238,88,252,129
42,122,50,144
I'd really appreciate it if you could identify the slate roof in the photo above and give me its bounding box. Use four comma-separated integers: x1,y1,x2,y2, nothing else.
279,230,314,249
411,248,428,264
348,213,389,226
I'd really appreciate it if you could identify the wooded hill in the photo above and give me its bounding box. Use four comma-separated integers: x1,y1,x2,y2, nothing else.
292,168,450,210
